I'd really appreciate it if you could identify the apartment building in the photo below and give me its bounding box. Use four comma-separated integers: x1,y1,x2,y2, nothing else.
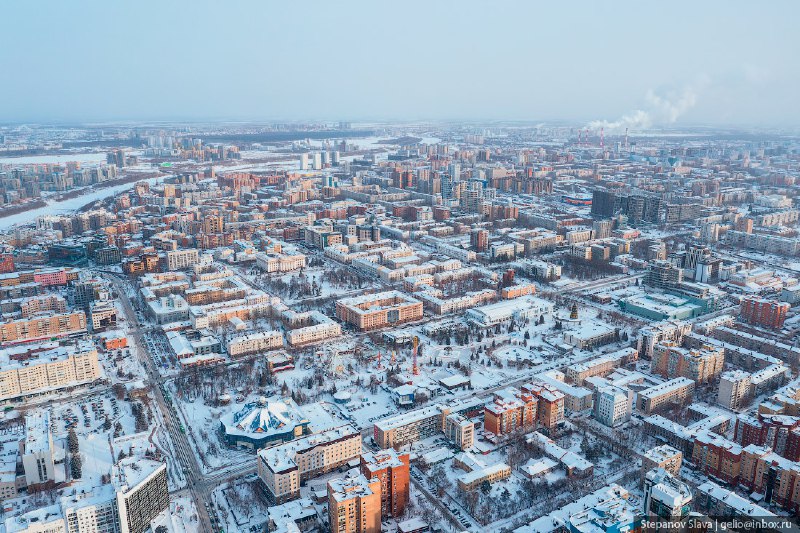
0,311,87,344
593,385,632,428
500,283,536,299
650,342,724,384
718,370,751,410
416,288,495,315
643,468,692,520
445,413,475,450
696,481,777,524
484,387,537,436
733,413,800,461
115,459,170,533
327,473,381,533
226,330,283,357
524,382,566,431
258,427,362,504
0,344,101,402
637,321,692,359
641,444,682,484
90,302,117,331
637,377,695,414
19,294,66,318
285,311,342,346
738,445,800,512
371,396,486,450
21,411,55,489
712,326,800,366
565,347,638,385
336,291,423,331
360,449,410,518
374,405,446,449
165,248,199,271
184,284,246,305
5,459,169,533
691,432,743,485
740,297,790,330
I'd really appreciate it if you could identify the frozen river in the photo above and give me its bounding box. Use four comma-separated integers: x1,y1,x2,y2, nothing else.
0,175,166,231
0,152,109,165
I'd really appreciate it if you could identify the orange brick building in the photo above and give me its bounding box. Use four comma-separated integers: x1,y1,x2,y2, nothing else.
360,450,410,518
524,382,566,431
335,291,423,331
484,387,537,436
328,474,381,533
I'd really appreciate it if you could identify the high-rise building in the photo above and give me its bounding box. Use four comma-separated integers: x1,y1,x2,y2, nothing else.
327,473,381,533
21,412,55,489
441,172,454,199
739,297,790,330
524,382,565,432
718,370,751,410
470,229,489,252
645,261,684,289
360,450,410,518
591,190,620,218
115,459,170,533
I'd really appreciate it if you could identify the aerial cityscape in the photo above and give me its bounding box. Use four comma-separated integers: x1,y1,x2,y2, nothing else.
1,2,799,533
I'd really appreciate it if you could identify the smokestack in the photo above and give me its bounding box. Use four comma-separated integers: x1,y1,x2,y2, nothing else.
600,127,605,150
624,128,629,151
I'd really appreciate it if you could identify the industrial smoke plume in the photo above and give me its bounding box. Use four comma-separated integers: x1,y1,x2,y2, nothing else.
588,84,703,132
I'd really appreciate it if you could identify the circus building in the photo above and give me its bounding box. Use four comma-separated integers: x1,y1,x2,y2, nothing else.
220,396,310,449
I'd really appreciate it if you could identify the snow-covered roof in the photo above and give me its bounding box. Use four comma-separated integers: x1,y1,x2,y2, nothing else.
223,399,307,437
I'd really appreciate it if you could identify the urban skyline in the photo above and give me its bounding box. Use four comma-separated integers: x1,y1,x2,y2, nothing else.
0,3,799,533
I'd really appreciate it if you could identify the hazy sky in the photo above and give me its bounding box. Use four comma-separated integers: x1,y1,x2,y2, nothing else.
1,1,798,127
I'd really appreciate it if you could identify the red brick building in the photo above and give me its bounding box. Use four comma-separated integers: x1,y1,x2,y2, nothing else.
734,414,800,461
740,297,790,330
0,254,15,274
691,432,743,485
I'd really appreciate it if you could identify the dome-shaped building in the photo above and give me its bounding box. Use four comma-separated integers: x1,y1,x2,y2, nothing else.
220,397,309,449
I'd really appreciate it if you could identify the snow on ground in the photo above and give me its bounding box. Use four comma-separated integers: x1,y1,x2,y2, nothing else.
151,495,201,533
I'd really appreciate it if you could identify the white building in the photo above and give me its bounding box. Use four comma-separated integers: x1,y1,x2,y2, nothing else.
594,385,632,427
22,411,55,488
227,331,284,357
165,249,199,271
717,370,751,411
466,296,553,328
